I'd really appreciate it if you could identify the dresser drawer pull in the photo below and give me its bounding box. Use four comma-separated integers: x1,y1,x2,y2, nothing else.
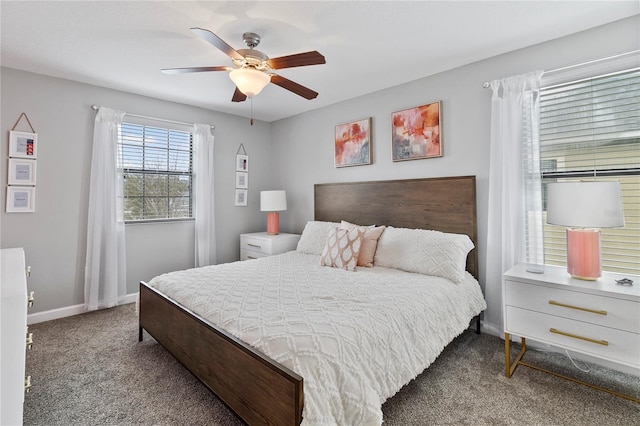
548,300,607,316
549,328,609,346
247,243,261,249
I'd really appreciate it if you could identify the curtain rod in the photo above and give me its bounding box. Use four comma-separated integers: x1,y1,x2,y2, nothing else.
90,104,215,130
481,49,640,88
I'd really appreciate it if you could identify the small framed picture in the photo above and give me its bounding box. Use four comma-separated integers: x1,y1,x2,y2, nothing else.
392,101,442,161
9,131,38,159
236,154,249,171
235,189,247,206
6,186,36,213
334,117,372,167
8,158,37,185
235,172,248,189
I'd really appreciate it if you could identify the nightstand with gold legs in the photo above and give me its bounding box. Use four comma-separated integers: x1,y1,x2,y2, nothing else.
503,264,640,404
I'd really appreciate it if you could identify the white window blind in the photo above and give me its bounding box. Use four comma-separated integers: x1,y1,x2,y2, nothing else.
118,122,193,221
538,68,640,275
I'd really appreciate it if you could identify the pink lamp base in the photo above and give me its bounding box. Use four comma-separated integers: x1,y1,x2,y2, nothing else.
266,212,280,235
566,228,601,280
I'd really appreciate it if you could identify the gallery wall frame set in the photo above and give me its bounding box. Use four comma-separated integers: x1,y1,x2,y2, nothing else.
6,113,38,213
333,100,443,167
234,143,248,207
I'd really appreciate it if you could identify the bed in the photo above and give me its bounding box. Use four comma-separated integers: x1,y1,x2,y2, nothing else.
139,175,486,425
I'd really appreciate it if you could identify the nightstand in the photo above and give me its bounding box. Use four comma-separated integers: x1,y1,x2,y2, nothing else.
503,263,639,403
240,232,301,260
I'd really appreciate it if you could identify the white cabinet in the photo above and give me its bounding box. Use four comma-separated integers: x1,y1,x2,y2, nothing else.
1,248,31,425
240,232,300,260
503,263,639,401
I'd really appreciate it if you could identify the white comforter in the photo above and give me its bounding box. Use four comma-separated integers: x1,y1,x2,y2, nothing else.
148,251,486,426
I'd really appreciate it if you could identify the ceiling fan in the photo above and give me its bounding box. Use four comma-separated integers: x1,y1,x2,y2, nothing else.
162,28,326,103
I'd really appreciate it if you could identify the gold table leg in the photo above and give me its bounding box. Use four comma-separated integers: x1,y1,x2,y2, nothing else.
504,333,639,404
504,333,526,378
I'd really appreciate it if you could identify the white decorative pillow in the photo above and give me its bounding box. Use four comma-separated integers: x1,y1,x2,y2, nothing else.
374,226,473,283
340,221,386,267
296,221,341,255
320,227,364,271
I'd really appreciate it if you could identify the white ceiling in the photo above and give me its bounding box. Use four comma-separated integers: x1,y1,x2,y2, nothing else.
2,1,638,122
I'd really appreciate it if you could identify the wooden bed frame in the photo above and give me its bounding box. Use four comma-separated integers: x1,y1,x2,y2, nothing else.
139,175,478,426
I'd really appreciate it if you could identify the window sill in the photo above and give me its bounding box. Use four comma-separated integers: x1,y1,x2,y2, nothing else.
125,218,194,225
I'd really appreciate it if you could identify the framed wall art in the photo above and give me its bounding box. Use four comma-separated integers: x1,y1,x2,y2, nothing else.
9,130,38,159
236,154,249,172
334,117,371,167
234,189,248,207
235,172,248,189
391,101,442,161
6,186,36,213
8,158,37,185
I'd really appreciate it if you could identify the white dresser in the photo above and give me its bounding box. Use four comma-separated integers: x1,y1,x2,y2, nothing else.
503,263,639,401
240,232,301,260
1,248,32,425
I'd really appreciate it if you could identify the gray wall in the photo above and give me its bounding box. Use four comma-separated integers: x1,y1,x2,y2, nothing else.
271,17,639,335
1,68,272,313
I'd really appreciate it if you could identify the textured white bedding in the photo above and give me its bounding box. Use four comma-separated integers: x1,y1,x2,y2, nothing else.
148,251,486,426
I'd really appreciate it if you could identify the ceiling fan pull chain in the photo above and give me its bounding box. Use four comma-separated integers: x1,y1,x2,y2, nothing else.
250,97,254,126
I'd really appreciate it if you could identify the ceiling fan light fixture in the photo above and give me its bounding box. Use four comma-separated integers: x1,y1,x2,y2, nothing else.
229,68,271,97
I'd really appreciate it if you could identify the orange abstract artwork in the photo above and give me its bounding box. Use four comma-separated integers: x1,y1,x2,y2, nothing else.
334,118,371,167
392,101,442,161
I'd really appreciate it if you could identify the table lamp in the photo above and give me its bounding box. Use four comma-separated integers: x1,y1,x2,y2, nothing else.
260,190,287,235
546,181,624,280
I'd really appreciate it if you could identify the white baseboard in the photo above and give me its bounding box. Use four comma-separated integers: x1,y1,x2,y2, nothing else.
27,293,138,325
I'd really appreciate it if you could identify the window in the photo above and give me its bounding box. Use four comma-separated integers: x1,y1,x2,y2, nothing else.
118,122,193,221
537,69,640,275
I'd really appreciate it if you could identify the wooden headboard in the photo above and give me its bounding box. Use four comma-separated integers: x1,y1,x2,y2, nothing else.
314,175,478,278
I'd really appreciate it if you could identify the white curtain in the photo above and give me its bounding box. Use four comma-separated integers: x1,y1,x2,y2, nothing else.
193,123,216,267
84,107,127,311
485,71,543,333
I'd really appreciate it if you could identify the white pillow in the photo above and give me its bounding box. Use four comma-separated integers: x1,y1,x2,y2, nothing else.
296,221,341,255
374,226,473,283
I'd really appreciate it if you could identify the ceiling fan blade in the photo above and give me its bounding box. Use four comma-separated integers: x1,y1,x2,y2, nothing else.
161,66,228,74
190,27,244,61
270,74,318,100
232,87,247,103
266,51,326,69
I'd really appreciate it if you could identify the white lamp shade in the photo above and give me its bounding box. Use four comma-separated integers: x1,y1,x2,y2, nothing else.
547,181,624,228
260,190,287,212
229,68,271,97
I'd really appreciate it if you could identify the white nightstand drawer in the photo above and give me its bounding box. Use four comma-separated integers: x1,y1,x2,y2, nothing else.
506,306,640,368
241,236,273,255
240,249,270,261
239,232,301,260
505,280,640,334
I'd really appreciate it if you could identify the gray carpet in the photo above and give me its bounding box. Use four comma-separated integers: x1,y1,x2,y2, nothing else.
23,303,639,425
